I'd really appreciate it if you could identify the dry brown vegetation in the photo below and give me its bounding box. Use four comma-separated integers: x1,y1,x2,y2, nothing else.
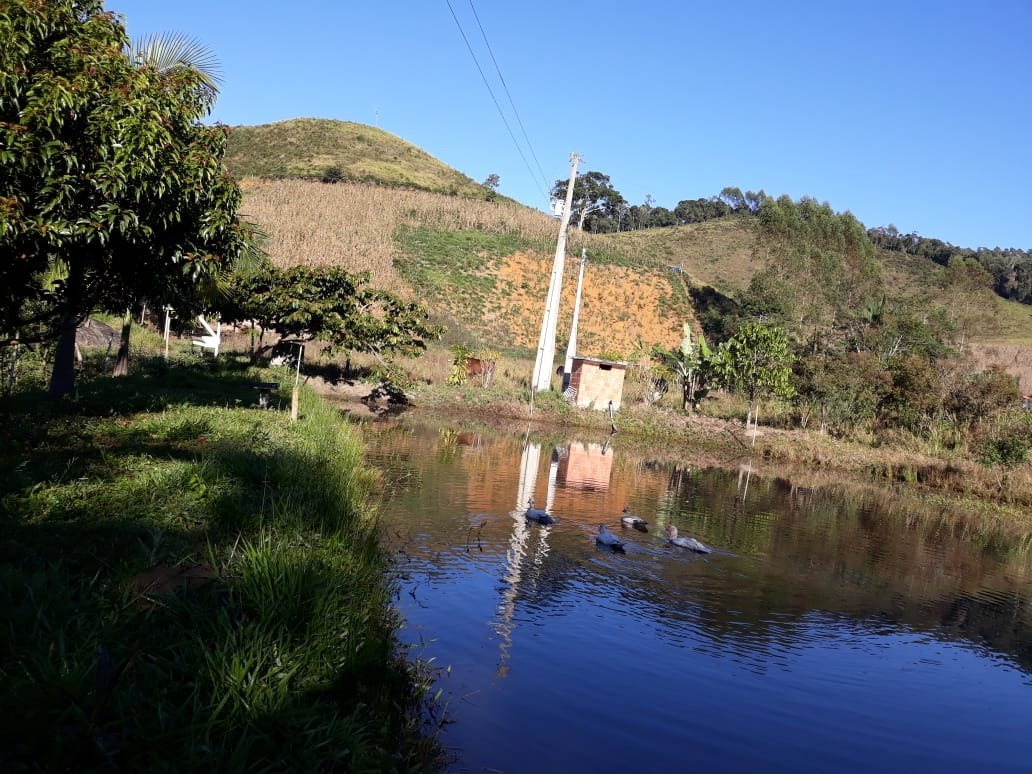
240,179,688,355
969,343,1032,394
241,178,558,292
594,216,763,293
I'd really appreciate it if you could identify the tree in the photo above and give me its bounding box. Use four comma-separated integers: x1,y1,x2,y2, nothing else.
674,197,731,224
939,256,996,347
109,32,228,378
219,265,443,366
743,195,883,347
550,170,625,232
1,1,249,396
715,322,795,438
481,173,500,191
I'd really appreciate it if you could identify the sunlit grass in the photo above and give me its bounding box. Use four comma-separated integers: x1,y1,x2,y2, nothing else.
0,370,441,770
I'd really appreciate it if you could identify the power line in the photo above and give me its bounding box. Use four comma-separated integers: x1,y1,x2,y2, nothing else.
444,0,549,203
466,0,551,196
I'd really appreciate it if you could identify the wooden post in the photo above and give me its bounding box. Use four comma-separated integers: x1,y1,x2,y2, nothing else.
291,385,299,421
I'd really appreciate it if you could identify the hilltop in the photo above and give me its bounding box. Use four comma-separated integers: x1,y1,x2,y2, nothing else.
225,117,496,200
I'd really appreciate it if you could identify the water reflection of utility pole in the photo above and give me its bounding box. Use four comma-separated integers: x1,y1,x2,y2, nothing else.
494,439,556,678
736,459,754,506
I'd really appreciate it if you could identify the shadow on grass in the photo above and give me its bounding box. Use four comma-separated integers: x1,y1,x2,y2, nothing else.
0,362,441,771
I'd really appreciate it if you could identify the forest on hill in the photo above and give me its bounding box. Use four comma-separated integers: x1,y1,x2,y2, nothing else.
549,174,1032,307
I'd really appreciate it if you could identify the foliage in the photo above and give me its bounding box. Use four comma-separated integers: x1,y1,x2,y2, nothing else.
979,429,1030,468
220,265,443,361
321,165,345,184
551,170,627,232
654,323,717,411
792,350,892,434
714,322,795,428
741,195,883,345
869,225,1032,306
946,366,1023,429
0,0,248,395
447,344,474,385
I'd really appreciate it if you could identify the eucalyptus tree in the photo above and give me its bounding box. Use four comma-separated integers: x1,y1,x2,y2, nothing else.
550,170,626,232
0,0,248,396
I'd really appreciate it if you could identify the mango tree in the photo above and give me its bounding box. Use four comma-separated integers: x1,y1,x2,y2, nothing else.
0,0,248,396
219,264,443,370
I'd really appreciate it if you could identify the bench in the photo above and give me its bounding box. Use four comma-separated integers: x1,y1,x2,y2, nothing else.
251,382,280,409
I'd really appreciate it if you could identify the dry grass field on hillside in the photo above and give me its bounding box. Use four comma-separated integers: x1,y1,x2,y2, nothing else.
240,179,689,356
595,217,762,294
240,179,558,293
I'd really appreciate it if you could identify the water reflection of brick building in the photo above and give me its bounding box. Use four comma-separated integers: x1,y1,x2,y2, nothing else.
556,442,614,492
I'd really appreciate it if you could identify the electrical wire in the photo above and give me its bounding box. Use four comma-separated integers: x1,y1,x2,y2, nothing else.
466,0,551,196
445,0,550,203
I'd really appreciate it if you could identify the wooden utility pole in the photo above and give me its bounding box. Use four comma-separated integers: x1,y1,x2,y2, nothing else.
532,152,580,392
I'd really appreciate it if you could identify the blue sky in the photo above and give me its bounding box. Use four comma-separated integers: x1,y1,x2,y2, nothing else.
108,1,1031,250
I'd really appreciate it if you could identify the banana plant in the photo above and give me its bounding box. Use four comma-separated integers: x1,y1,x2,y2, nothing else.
655,323,716,411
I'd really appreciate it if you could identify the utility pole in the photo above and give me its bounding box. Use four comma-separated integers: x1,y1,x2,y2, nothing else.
532,152,580,392
562,248,588,391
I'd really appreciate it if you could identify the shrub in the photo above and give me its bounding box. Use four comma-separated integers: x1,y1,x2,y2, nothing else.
979,429,1030,467
321,165,345,184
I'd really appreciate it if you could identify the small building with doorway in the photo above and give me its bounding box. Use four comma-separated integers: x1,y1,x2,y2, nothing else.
568,356,628,411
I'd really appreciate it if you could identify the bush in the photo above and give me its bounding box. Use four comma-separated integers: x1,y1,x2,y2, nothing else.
321,165,345,184
979,430,1030,467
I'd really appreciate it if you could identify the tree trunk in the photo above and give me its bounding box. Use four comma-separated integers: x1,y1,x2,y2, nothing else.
3,330,20,395
49,314,78,397
112,307,132,377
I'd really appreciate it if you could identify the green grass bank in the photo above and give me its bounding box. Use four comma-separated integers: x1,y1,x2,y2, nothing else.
0,364,438,771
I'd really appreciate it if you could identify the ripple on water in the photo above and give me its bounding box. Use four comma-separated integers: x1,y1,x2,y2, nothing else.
368,421,1032,772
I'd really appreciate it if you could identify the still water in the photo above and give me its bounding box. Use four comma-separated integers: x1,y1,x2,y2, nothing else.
361,419,1032,773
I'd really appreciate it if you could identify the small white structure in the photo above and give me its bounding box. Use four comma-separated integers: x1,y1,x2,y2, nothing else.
192,315,221,356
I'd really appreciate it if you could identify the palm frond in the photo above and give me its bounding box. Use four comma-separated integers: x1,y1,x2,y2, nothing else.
128,33,222,89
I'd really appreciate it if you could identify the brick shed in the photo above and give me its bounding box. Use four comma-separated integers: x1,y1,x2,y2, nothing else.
569,356,628,411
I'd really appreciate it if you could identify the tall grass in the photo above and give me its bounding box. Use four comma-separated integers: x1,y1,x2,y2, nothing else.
0,375,440,770
240,179,563,294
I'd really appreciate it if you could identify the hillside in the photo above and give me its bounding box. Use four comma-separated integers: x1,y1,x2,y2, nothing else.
225,117,495,199
238,178,693,356
229,118,1030,388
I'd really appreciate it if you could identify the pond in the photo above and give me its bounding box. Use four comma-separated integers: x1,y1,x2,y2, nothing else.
361,418,1032,773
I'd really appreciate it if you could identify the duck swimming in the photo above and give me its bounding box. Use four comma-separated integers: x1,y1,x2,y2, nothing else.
620,506,649,532
663,524,712,554
595,524,626,552
524,497,556,525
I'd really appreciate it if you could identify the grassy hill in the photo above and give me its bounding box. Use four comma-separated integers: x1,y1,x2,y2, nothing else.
225,117,496,199
228,118,1031,388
